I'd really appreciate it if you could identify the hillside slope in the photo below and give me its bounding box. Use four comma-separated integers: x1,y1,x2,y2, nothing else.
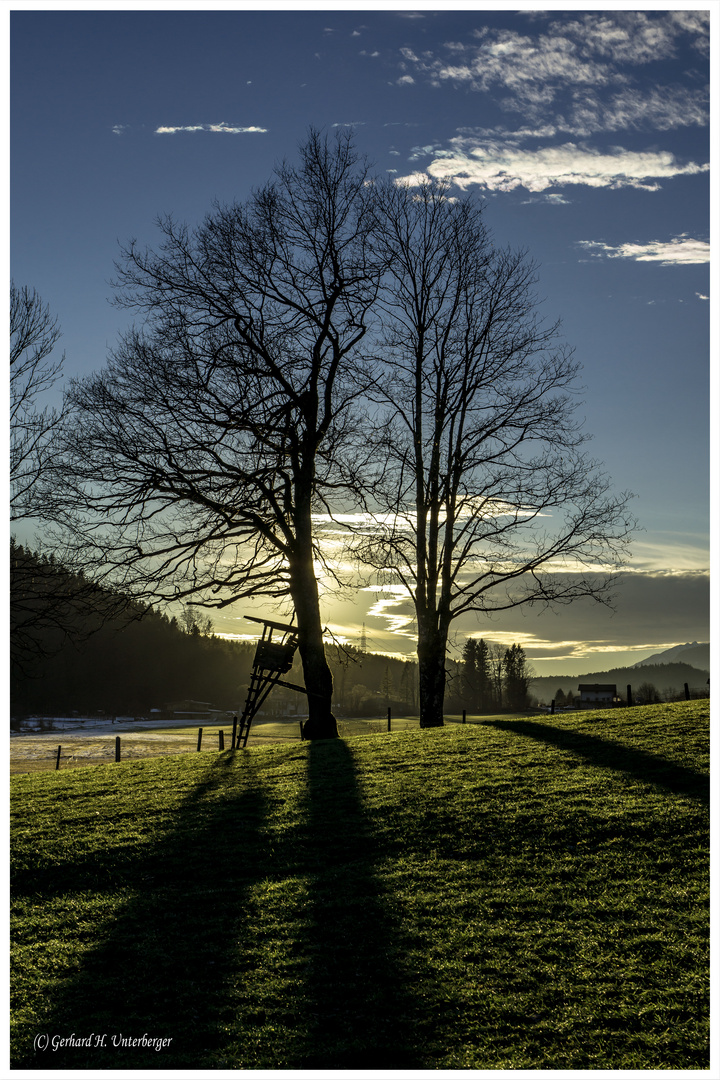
11,702,709,1071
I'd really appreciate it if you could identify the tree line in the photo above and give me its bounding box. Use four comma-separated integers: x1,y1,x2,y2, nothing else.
11,129,634,733
11,542,537,720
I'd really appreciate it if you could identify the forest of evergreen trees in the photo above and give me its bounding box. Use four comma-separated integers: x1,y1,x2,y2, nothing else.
11,542,536,721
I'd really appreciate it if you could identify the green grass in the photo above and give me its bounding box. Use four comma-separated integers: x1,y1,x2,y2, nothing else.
11,701,709,1070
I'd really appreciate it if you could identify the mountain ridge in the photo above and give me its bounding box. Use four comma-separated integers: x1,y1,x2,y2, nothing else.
632,641,709,669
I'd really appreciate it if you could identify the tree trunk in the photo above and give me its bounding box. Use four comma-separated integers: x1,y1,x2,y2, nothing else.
417,623,446,728
289,550,337,740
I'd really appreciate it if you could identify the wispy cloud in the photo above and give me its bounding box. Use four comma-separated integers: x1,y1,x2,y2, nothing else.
397,141,707,193
397,11,708,137
521,193,571,206
577,235,710,266
155,123,267,135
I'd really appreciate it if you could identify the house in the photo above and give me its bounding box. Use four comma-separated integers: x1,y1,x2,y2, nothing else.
578,684,617,706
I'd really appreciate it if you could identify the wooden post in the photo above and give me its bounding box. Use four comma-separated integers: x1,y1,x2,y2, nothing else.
115,736,121,762
550,699,555,715
197,727,203,751
387,707,392,732
219,730,225,751
462,709,466,724
55,745,61,771
627,685,633,707
231,715,238,749
299,721,304,741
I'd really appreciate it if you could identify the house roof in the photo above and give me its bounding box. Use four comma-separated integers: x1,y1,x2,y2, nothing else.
578,684,617,693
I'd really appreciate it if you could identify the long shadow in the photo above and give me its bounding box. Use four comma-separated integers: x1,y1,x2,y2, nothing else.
293,739,424,1070
482,719,709,805
12,751,270,1070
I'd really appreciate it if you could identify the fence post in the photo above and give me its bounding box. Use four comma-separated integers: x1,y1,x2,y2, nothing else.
197,727,203,752
550,699,555,715
299,721,304,741
219,730,225,751
55,745,61,771
115,736,121,762
387,707,392,732
462,709,466,724
231,715,238,749
684,682,690,701
627,685,633,707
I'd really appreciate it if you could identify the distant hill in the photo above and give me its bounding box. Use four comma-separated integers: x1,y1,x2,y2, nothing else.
633,642,710,670
530,661,709,703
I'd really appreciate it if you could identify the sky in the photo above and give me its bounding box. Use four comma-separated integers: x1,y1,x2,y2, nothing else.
8,2,713,676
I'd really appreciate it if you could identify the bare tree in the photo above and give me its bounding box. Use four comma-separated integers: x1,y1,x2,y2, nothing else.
355,180,635,728
10,283,65,519
45,131,381,739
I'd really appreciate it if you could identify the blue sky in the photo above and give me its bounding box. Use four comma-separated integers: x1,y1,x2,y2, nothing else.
9,3,712,675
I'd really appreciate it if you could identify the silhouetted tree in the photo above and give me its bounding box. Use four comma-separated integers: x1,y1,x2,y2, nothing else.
462,639,479,709
354,179,634,727
636,681,662,705
502,643,531,711
10,283,65,520
45,131,383,739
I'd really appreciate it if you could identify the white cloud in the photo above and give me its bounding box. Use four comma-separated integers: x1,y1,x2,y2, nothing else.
577,236,710,266
396,75,415,86
696,292,709,301
397,141,708,193
112,124,129,136
557,86,708,137
521,193,571,205
551,12,679,65
155,123,267,135
400,13,708,136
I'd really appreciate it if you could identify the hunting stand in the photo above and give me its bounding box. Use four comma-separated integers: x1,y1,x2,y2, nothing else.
235,615,316,747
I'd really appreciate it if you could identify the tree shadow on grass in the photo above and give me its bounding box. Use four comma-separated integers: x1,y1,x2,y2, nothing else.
292,738,424,1070
481,719,709,805
12,751,270,1070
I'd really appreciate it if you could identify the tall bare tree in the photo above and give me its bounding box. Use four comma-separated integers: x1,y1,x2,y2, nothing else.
46,131,382,739
10,283,65,520
355,180,634,727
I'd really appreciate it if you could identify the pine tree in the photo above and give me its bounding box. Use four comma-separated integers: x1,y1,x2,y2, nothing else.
476,638,492,713
502,644,530,711
462,639,478,711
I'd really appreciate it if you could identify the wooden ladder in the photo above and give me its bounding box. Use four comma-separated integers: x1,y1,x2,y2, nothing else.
235,617,300,747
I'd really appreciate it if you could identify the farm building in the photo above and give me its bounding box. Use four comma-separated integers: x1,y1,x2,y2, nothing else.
578,684,618,705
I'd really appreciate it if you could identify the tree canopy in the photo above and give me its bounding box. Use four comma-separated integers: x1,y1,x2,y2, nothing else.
40,132,634,733
352,179,634,726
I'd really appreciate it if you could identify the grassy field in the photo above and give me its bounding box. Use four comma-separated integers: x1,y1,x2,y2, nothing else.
10,701,709,1070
